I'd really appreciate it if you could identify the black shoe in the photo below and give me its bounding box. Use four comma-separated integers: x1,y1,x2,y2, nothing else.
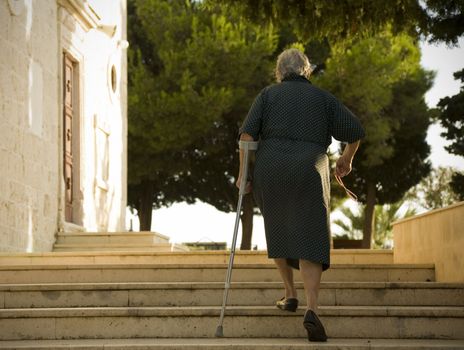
303,309,327,342
276,297,298,312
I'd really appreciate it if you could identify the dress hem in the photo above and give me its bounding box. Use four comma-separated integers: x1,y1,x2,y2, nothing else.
267,255,330,272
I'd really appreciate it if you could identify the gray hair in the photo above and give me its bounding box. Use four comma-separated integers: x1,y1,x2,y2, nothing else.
275,48,312,82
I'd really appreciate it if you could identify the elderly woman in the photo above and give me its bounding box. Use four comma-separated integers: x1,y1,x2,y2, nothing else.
237,48,365,342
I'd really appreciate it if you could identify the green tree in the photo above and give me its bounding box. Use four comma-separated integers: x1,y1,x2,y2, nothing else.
436,68,464,200
173,33,341,249
408,167,462,209
332,205,364,241
127,0,277,231
333,201,416,248
424,0,464,44
316,30,433,248
208,0,464,44
128,0,231,229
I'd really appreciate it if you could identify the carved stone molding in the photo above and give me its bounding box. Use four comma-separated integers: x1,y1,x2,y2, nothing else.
57,0,101,31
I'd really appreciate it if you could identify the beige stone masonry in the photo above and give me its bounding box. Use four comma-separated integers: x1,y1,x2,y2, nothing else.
0,305,463,339
0,249,394,265
393,202,464,282
1,338,464,349
0,263,435,284
0,0,128,252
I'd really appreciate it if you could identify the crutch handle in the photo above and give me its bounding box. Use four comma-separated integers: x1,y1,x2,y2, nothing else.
238,141,258,196
239,140,259,151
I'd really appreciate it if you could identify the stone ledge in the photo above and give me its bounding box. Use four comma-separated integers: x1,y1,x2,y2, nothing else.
0,249,393,256
1,305,464,318
0,263,435,270
1,281,462,291
0,338,463,349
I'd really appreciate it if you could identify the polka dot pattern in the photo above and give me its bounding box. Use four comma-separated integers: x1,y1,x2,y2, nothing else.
239,73,365,271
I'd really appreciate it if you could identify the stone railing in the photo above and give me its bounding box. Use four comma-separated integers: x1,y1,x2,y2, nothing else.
392,201,464,282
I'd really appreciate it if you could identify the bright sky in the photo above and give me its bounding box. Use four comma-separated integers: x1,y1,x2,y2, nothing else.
126,39,464,249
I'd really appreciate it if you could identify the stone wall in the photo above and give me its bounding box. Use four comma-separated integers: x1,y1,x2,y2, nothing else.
393,202,464,282
0,0,127,252
0,0,60,251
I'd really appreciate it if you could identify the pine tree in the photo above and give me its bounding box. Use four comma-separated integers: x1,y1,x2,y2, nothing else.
316,30,433,248
127,0,277,231
436,69,464,200
207,0,464,44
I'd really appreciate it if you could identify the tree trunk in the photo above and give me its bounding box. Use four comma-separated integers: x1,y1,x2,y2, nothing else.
240,193,254,250
138,180,154,231
362,182,376,248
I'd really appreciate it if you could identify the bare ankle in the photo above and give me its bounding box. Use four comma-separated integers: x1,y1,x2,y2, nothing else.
285,289,297,299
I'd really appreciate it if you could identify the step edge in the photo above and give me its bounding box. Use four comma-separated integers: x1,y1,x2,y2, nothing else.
1,281,462,291
0,263,436,270
1,305,463,318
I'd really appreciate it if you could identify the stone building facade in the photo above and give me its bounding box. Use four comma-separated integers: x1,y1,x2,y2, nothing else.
0,0,128,252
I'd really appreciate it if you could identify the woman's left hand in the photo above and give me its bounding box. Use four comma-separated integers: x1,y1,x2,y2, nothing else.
236,176,253,194
335,155,352,177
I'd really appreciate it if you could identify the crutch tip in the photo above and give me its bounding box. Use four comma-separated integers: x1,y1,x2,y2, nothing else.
215,325,224,337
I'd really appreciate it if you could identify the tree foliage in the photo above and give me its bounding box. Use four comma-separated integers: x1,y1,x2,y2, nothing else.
127,0,277,230
408,166,463,209
436,68,464,200
333,201,416,248
207,0,464,44
424,0,464,44
314,30,433,247
437,68,464,156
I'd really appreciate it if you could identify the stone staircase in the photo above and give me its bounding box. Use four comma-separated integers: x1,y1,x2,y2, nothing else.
53,232,190,252
0,250,463,349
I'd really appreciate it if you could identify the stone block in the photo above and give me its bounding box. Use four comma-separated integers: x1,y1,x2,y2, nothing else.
388,267,435,282
0,155,9,191
9,181,28,204
2,126,15,154
2,338,464,348
0,65,12,103
0,264,438,284
0,225,11,253
11,70,27,104
12,52,28,80
0,318,55,340
0,117,15,152
0,3,10,38
5,201,18,230
0,307,458,339
14,87,28,130
42,193,51,217
401,316,464,339
4,290,129,308
0,199,8,225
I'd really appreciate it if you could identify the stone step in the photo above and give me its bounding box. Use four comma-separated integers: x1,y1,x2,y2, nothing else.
1,338,464,349
1,306,463,340
1,282,462,308
55,232,171,245
53,243,190,252
0,264,435,284
0,249,394,266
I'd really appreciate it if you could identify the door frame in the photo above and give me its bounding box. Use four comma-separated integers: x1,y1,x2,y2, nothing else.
60,49,84,231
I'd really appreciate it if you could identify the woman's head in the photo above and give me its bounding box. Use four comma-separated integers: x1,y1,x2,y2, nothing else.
275,48,312,82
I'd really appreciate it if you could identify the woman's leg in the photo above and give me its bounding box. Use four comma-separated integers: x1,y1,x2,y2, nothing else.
299,259,322,312
273,258,297,299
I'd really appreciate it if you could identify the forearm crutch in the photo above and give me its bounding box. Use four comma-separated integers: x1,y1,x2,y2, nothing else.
215,140,259,337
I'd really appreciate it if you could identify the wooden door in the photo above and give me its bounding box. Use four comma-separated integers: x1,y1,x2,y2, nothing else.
63,54,74,222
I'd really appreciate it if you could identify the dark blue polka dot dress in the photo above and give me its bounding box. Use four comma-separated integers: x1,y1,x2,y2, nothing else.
239,73,365,271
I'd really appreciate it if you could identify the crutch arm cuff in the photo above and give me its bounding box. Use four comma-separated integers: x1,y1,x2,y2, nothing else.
239,140,259,151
